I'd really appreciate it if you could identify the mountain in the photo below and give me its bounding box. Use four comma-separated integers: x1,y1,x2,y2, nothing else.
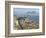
26,11,39,16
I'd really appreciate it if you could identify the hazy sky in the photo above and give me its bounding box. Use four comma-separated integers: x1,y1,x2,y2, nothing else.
13,8,39,16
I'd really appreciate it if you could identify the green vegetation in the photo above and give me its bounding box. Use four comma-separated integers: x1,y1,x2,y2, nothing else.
14,16,39,30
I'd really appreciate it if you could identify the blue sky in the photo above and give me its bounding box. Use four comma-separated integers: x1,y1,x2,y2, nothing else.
13,8,39,16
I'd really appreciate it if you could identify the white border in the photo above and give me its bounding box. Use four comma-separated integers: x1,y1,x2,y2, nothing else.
10,5,42,33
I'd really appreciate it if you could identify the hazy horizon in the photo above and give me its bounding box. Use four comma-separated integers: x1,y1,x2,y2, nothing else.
13,8,39,16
